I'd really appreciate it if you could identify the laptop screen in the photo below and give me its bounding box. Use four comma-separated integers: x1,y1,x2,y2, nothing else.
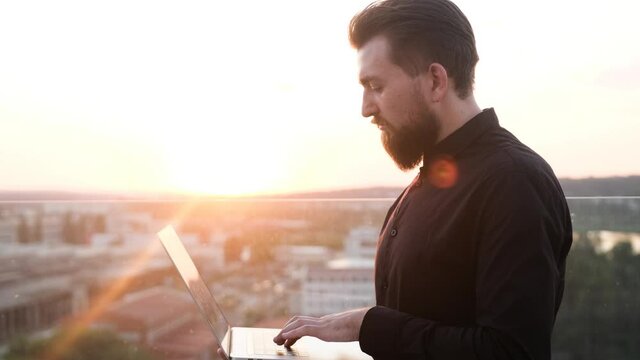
158,225,230,350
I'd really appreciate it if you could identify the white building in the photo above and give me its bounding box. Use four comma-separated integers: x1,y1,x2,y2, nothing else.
300,258,375,316
274,245,332,267
295,225,380,316
344,226,379,259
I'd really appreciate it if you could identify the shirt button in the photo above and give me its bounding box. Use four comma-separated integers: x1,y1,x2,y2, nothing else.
382,282,388,290
390,228,398,237
415,179,422,187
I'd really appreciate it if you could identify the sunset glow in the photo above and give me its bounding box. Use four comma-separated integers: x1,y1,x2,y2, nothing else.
1,0,638,196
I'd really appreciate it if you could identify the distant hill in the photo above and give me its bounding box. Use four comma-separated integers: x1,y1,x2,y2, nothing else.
0,191,157,201
0,176,638,201
559,176,640,197
277,176,640,199
266,186,403,199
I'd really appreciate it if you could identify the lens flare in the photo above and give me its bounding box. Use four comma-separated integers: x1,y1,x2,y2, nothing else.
427,156,458,189
43,201,200,360
43,240,161,360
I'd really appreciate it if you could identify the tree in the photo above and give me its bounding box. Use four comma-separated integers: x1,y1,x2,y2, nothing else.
93,214,106,233
62,212,75,244
17,215,30,244
553,233,640,359
33,214,43,243
224,235,245,262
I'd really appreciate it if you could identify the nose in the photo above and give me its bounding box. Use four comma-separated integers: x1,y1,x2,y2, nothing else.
361,90,378,118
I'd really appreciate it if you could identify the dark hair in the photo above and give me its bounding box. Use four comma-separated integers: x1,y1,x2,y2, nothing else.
349,0,479,99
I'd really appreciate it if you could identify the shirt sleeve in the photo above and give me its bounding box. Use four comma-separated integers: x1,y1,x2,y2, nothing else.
358,170,568,360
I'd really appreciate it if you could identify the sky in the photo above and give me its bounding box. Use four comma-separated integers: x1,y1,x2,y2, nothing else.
1,0,639,196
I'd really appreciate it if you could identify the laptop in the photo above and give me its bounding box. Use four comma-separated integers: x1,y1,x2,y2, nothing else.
158,225,372,360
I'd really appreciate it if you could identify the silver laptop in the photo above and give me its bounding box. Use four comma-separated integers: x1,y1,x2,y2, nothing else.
158,225,372,360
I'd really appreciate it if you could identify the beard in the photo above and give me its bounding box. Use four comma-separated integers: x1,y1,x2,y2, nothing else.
379,105,440,171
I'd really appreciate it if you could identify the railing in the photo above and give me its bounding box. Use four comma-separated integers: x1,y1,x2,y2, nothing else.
0,197,639,359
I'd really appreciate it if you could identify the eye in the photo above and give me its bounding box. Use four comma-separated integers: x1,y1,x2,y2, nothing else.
368,82,382,91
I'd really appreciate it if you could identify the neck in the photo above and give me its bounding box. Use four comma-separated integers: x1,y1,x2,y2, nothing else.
436,94,482,143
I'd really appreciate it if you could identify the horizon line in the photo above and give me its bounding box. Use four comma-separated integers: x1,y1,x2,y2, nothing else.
1,174,639,200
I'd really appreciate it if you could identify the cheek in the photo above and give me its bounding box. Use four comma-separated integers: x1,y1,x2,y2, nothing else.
379,95,401,117
381,89,415,117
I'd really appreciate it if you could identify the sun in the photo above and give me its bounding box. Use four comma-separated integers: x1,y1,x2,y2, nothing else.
163,123,289,197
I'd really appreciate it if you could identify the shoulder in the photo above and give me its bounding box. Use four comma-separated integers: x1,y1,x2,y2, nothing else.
470,127,566,204
482,128,557,181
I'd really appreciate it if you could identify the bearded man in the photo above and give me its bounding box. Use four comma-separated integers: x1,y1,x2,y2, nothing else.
272,1,573,359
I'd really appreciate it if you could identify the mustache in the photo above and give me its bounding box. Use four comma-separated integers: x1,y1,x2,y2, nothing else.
371,117,387,126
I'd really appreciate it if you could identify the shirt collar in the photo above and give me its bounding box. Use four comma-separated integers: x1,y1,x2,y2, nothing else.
424,107,499,163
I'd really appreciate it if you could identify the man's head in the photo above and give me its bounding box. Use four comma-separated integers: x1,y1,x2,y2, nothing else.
350,0,479,170
349,0,479,99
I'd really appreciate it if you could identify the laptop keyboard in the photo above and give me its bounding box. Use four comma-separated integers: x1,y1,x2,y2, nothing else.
251,331,308,357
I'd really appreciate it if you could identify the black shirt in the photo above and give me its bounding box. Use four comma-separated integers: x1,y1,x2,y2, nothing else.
358,108,573,360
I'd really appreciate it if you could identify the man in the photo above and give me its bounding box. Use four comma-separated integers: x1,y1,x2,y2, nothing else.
273,0,573,359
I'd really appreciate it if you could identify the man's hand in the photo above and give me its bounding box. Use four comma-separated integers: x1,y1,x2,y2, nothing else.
273,307,371,348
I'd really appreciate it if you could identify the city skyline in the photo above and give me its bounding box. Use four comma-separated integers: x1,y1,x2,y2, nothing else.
1,0,639,196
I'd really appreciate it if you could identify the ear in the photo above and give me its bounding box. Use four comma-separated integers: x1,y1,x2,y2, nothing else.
427,63,448,103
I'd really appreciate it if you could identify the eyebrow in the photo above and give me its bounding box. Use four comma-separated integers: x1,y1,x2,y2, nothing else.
359,75,379,87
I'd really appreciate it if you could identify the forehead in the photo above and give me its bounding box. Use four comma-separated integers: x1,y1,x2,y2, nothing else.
357,35,397,79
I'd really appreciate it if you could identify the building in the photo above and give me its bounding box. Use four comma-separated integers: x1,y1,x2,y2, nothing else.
295,225,378,317
300,258,375,317
0,275,88,346
344,226,379,259
0,240,172,348
274,245,332,267
95,287,216,360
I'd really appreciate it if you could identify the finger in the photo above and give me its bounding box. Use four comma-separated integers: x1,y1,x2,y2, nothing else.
281,318,318,335
283,315,317,328
284,337,299,348
274,334,286,346
274,318,321,344
282,315,303,328
280,324,320,347
281,324,322,343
